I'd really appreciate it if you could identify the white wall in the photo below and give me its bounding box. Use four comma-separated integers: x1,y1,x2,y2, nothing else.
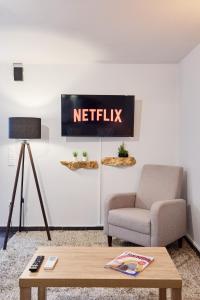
0,63,180,226
180,44,200,250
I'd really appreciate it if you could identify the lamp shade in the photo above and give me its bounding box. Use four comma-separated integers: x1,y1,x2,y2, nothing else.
9,117,41,139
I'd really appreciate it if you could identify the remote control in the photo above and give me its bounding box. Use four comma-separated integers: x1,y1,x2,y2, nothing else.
44,256,58,270
29,256,44,272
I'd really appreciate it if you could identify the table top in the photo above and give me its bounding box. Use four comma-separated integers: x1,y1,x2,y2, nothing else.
19,247,182,288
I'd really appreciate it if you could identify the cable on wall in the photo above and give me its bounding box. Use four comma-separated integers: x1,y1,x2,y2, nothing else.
99,137,102,225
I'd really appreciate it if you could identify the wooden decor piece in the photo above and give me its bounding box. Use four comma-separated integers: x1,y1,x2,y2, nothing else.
101,156,136,167
60,160,98,170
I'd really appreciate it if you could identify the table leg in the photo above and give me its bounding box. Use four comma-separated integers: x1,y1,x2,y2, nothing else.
38,287,46,300
20,287,31,300
159,288,166,300
171,288,182,300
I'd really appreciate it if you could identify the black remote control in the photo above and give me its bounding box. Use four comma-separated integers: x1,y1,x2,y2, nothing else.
29,256,44,272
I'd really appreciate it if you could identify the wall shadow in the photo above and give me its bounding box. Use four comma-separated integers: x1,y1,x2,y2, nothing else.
41,125,49,142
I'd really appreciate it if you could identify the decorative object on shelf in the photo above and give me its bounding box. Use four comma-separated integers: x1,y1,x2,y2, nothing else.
82,151,88,162
101,156,136,167
72,151,78,162
118,142,129,157
3,117,51,250
60,160,98,170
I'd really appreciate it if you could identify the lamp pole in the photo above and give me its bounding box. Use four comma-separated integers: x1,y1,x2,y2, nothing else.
19,140,25,231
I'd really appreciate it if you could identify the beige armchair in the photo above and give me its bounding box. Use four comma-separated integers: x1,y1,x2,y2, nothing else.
104,164,186,247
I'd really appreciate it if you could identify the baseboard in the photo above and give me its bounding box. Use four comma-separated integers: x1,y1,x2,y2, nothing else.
0,226,104,232
185,234,200,256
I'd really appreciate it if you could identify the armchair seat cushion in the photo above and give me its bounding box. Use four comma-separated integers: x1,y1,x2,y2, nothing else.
108,208,150,235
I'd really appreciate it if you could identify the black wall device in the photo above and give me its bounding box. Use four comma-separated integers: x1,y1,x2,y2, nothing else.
61,94,135,137
13,63,23,81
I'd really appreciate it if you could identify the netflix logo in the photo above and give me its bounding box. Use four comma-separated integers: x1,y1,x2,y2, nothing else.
73,109,122,123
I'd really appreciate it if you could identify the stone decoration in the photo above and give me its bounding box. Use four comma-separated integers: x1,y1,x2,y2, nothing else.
101,156,136,167
60,160,98,170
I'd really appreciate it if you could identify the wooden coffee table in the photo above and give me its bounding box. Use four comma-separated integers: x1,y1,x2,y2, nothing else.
19,247,182,300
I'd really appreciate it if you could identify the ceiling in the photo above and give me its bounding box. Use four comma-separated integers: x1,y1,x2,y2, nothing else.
0,0,200,64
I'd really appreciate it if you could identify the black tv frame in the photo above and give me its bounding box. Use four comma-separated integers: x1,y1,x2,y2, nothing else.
61,94,134,137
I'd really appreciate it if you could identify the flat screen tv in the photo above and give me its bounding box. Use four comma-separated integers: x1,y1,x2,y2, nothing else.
61,94,134,137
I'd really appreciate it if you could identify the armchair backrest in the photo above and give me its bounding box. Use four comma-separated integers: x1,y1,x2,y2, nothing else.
135,164,183,210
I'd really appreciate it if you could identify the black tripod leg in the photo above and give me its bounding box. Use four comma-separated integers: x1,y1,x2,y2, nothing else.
26,143,51,241
19,145,25,232
3,143,25,250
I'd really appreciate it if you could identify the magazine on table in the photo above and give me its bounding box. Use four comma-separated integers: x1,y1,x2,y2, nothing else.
105,251,154,276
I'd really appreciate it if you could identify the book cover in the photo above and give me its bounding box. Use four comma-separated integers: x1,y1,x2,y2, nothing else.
105,251,154,276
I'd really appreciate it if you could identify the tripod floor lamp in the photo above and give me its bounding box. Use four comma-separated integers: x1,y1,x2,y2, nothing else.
3,117,51,250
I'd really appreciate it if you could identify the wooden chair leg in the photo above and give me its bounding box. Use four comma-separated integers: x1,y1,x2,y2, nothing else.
108,235,112,247
178,237,183,248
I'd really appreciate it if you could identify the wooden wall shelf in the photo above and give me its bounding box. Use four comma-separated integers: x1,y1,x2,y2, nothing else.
101,156,136,167
60,160,98,170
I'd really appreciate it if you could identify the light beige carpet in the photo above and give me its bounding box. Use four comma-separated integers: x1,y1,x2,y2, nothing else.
0,231,200,299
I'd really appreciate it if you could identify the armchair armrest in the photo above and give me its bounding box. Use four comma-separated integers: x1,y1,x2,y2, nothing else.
104,193,136,234
150,199,186,246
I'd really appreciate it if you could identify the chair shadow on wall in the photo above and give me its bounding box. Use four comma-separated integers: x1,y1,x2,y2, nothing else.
183,171,195,241
132,99,142,142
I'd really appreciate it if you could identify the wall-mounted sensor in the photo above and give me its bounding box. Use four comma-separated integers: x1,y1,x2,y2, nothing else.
13,63,23,81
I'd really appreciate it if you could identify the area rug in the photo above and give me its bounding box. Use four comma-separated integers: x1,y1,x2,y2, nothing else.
0,231,200,299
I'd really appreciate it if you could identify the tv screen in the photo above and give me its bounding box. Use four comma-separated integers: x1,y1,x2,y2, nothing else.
61,94,134,137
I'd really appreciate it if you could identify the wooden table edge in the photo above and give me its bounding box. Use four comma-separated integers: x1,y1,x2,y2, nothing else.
19,277,182,289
